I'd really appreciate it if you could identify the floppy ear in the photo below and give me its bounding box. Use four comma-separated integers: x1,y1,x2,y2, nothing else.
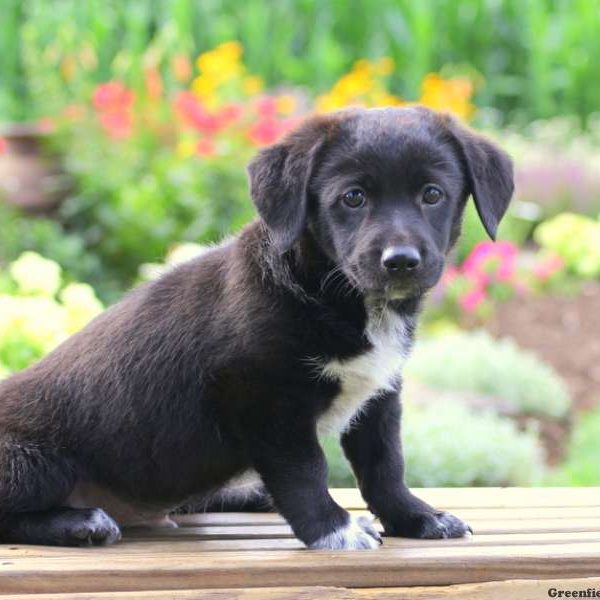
447,119,514,240
247,116,331,253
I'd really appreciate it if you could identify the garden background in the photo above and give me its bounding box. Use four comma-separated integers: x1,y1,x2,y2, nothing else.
0,0,599,488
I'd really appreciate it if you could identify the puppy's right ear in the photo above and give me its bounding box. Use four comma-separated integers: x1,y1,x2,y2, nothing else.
247,116,333,253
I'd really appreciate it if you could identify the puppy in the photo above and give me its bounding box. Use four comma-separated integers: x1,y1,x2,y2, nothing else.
0,106,513,549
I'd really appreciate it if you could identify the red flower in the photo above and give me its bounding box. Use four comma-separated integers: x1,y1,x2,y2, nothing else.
255,96,278,118
533,253,564,281
247,117,285,146
172,92,227,136
99,110,133,139
196,138,217,157
219,103,243,125
93,81,135,112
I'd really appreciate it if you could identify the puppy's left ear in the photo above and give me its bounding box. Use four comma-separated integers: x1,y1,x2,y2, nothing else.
447,118,514,240
247,116,333,253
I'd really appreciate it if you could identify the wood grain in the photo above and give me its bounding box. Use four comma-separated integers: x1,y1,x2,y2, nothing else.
0,487,598,595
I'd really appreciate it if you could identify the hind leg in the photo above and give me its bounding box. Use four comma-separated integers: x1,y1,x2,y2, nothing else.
1,507,121,546
0,435,121,546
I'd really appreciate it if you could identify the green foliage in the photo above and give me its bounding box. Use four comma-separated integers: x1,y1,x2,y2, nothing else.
7,0,600,126
405,331,571,418
545,407,600,486
0,204,112,299
57,136,254,300
324,402,545,487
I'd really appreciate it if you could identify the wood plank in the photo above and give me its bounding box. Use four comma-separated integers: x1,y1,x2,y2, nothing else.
4,529,600,559
174,505,600,527
331,488,600,510
0,587,355,599
119,516,600,540
352,577,600,599
4,530,600,559
3,579,600,599
1,542,599,593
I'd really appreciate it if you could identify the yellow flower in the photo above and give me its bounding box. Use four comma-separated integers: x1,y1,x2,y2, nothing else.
176,139,197,159
315,92,348,113
196,41,243,84
9,252,62,297
276,94,297,114
419,73,475,119
192,75,217,98
243,75,264,96
370,90,404,107
60,283,104,334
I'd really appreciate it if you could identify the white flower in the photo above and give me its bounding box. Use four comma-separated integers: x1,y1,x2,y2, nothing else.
9,252,62,297
167,243,209,266
60,283,104,333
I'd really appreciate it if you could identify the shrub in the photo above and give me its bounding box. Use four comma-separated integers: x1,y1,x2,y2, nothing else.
0,203,110,300
404,331,571,418
324,402,544,487
534,212,600,279
545,407,600,486
32,42,473,296
0,252,103,376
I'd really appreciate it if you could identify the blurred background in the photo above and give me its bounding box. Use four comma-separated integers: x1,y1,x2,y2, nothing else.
0,0,599,489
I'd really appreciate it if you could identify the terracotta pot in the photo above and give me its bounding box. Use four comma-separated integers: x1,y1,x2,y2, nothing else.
0,122,70,213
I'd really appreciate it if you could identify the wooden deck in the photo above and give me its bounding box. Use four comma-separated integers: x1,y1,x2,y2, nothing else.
1,488,599,598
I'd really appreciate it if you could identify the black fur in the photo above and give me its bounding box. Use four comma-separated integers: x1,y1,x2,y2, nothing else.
0,107,513,548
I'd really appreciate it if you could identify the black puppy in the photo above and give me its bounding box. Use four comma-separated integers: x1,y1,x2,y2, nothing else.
0,106,513,549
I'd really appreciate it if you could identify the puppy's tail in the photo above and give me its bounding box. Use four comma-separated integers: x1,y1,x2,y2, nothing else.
175,483,273,514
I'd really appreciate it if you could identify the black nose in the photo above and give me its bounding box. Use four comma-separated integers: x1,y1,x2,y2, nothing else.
381,246,421,272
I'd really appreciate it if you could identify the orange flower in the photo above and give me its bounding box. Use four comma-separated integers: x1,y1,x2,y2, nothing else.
196,138,217,157
171,54,193,83
144,68,163,101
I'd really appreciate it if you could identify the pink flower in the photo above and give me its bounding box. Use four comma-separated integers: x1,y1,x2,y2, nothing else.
0,138,6,154
247,117,285,146
172,92,226,136
459,285,486,313
255,96,278,118
533,254,564,281
196,138,216,157
99,110,133,139
219,103,243,125
93,81,134,112
462,240,518,284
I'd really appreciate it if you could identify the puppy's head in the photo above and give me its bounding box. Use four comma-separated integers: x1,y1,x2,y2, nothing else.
248,106,514,299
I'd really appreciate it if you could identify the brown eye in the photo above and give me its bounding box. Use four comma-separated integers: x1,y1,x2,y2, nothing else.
341,189,366,208
422,185,444,205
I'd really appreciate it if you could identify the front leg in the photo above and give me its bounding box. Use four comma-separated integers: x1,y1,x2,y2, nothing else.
341,389,471,539
243,410,381,549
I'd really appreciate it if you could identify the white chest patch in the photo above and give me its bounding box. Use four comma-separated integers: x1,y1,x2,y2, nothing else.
314,310,410,436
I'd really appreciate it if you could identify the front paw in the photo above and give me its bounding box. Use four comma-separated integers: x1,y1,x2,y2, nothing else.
309,515,382,550
386,510,472,539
